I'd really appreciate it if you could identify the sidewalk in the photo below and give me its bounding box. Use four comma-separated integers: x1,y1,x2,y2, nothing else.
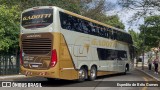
0,74,26,80
136,66,160,81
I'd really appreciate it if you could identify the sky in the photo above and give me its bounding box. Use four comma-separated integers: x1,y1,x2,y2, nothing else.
107,8,142,32
106,0,160,32
105,0,142,32
105,0,160,33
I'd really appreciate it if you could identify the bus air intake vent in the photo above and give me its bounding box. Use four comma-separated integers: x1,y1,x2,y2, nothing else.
22,38,52,55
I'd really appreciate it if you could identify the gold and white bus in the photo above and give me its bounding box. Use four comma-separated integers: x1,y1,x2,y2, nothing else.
20,6,134,81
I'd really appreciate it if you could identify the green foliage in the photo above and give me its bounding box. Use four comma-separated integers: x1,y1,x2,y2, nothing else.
139,16,160,48
83,12,125,29
128,29,143,55
0,0,81,14
0,5,20,53
46,0,81,14
104,15,125,29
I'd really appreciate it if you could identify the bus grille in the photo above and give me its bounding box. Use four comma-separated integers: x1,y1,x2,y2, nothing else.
22,38,52,55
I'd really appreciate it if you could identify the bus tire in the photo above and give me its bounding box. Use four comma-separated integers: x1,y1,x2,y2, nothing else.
89,66,97,81
78,67,87,82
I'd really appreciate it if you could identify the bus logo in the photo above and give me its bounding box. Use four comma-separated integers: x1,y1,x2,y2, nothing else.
27,35,41,38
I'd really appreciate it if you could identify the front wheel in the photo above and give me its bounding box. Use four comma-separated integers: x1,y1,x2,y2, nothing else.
78,67,87,82
89,66,97,81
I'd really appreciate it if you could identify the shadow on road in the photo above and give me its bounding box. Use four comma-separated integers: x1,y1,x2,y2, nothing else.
12,72,131,87
96,72,131,80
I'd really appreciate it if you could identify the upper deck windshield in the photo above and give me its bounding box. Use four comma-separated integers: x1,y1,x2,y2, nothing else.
21,9,53,29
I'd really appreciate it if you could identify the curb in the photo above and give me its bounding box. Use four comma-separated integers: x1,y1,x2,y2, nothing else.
0,75,26,80
136,68,160,81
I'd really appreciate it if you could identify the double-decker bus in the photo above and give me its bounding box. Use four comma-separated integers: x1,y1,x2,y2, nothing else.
20,6,134,81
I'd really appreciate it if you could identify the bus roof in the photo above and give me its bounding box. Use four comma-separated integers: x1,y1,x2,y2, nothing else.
55,6,129,34
22,6,129,34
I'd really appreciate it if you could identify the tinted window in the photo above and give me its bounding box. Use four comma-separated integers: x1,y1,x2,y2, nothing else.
59,11,133,44
97,48,127,60
22,9,53,29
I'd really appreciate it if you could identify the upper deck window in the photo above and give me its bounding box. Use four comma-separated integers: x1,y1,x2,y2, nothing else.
22,9,53,29
59,11,133,44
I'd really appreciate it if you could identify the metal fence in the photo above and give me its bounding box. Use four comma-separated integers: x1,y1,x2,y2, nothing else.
0,55,20,75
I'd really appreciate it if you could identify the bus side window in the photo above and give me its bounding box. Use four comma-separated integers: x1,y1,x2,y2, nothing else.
108,28,112,39
73,18,79,32
72,16,78,31
86,22,92,34
117,51,127,60
117,31,120,41
103,27,107,38
101,28,105,37
66,15,71,30
105,27,109,38
100,27,104,37
92,25,95,35
60,12,68,29
122,33,125,42
97,48,108,60
76,18,82,32
103,30,107,38
111,29,114,39
97,48,119,60
77,19,83,33
99,26,103,37
97,26,100,36
118,32,122,41
124,33,127,42
113,30,117,40
81,20,88,34
91,26,96,35
110,50,118,60
88,22,93,35
96,27,100,36
70,16,75,30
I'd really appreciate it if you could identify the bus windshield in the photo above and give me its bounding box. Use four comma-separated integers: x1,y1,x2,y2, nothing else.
21,9,53,29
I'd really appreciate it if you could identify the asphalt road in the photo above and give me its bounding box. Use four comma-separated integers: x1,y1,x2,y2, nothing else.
0,69,160,90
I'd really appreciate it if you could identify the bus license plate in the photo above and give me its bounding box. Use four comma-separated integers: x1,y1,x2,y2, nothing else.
32,65,39,68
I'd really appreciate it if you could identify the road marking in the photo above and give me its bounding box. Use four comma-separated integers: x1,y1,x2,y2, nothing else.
142,77,148,90
136,68,160,81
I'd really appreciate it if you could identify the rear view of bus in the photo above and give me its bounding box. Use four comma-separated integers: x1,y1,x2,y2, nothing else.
20,6,62,79
20,6,79,80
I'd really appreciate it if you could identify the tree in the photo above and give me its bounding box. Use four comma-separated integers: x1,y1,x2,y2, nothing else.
119,0,160,9
128,29,143,56
104,15,125,29
139,15,160,48
81,0,124,29
0,5,20,53
118,0,160,21
0,0,81,14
